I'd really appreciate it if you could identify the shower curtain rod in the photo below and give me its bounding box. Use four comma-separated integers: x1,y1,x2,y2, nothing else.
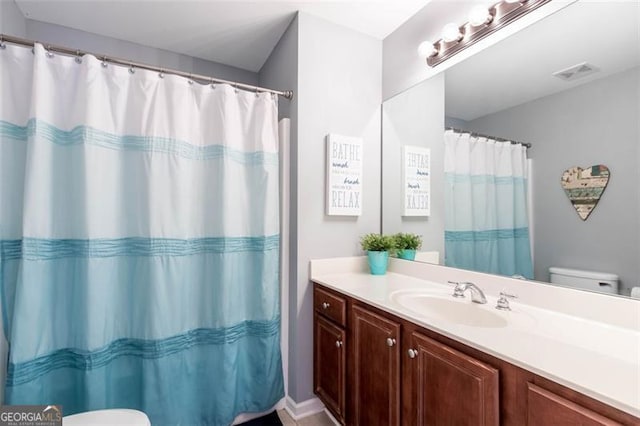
0,34,294,100
446,127,532,149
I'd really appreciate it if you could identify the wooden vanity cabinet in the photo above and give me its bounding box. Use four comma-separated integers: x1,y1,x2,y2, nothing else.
349,304,401,426
516,371,637,426
404,330,499,425
313,287,347,423
526,383,621,425
312,283,638,426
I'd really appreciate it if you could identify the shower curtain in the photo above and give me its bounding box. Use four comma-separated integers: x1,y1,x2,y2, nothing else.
444,130,533,279
0,43,283,425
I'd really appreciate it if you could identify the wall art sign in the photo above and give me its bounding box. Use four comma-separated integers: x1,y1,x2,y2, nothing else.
402,145,431,216
561,164,610,221
326,134,362,216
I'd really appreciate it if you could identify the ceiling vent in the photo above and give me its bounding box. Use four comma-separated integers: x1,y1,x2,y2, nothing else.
552,62,599,81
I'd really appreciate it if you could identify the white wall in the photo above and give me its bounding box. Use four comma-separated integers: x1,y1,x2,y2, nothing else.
291,12,382,403
0,0,26,38
465,67,640,296
382,74,445,257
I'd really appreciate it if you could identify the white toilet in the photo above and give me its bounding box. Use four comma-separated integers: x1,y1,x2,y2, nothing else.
63,409,151,426
549,266,619,295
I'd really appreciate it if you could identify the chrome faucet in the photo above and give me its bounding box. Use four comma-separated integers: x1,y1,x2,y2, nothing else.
448,281,487,304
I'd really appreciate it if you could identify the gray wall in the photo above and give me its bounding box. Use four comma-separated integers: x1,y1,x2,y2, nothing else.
445,116,471,131
464,68,640,295
382,74,445,257
259,17,298,122
24,20,258,85
0,0,26,37
290,12,382,402
258,14,299,402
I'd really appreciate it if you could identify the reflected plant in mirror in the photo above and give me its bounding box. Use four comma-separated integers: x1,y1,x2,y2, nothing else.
382,0,640,298
393,233,423,261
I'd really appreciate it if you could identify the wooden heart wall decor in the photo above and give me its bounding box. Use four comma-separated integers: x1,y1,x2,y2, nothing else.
561,165,610,221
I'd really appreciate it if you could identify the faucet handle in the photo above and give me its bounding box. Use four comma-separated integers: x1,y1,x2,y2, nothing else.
496,290,518,311
447,281,466,298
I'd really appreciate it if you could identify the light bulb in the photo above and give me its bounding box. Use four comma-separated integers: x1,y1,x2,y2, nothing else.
417,40,438,58
468,5,493,26
442,23,463,43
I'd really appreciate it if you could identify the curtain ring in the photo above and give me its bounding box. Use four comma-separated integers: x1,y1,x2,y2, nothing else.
159,68,164,79
0,35,6,50
210,78,216,90
129,64,135,74
234,83,239,94
255,87,259,97
188,74,194,85
101,56,108,68
74,49,82,64
45,45,54,58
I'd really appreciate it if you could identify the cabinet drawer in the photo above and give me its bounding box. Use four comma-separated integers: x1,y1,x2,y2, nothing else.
314,286,346,326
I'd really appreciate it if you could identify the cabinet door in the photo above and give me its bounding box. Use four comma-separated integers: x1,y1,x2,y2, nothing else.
408,331,499,426
314,313,346,423
351,305,401,426
527,383,622,426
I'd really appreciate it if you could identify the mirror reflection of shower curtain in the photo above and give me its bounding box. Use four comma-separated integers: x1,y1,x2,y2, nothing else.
444,130,533,279
0,43,283,424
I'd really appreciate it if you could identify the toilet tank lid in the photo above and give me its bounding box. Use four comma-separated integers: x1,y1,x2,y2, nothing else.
549,267,618,281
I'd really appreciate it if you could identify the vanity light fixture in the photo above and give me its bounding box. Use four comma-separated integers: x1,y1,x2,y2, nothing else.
468,5,494,27
442,23,464,43
423,0,552,67
417,40,438,58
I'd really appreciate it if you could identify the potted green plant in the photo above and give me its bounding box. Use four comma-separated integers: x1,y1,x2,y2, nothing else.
360,233,396,275
393,233,422,261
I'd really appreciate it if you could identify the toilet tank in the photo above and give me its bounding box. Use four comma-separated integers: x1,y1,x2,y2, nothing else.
548,267,619,294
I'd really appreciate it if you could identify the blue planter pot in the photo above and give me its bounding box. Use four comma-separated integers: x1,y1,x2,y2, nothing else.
367,251,389,275
397,249,416,261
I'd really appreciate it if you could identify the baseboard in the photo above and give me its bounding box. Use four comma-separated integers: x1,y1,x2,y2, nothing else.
322,407,341,425
284,396,325,420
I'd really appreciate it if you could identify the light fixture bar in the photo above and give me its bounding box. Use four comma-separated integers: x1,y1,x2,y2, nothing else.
426,0,552,67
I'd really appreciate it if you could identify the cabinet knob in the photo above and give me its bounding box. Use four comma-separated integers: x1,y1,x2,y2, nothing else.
335,340,343,348
408,348,418,358
322,302,331,309
386,337,397,347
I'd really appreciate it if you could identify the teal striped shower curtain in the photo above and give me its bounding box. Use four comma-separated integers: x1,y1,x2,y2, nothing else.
0,43,283,425
444,130,533,279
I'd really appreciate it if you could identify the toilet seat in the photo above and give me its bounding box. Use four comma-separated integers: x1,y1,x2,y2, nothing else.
63,409,151,426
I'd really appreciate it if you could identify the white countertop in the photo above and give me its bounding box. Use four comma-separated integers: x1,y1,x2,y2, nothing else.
310,259,640,418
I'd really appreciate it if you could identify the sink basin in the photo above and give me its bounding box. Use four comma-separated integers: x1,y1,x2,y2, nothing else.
390,290,508,328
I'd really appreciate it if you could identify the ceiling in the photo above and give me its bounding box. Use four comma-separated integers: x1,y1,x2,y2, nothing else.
14,0,431,72
445,0,640,122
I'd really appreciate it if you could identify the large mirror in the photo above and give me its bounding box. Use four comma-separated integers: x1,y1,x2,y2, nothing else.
382,0,639,298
